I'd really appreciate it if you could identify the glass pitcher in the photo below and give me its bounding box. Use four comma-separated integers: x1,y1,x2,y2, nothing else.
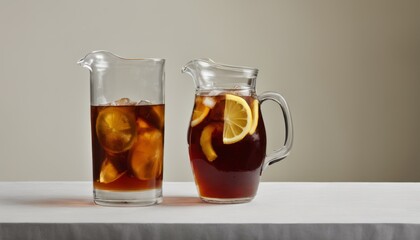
182,58,293,204
78,51,165,206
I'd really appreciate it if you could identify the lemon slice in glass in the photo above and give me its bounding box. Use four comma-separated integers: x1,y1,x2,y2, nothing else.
96,107,137,153
223,94,252,144
99,158,125,183
130,128,163,180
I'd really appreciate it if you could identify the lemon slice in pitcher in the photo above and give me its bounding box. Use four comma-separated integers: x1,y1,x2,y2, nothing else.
200,124,218,162
223,94,252,144
249,99,259,135
191,99,210,127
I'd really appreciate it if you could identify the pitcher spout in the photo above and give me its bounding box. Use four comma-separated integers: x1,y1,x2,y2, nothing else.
181,58,215,83
182,58,258,90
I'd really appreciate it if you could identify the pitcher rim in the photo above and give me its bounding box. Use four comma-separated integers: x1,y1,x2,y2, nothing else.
182,58,258,76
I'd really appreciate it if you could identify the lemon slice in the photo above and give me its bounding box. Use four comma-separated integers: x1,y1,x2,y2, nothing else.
191,98,210,127
130,128,163,180
223,94,252,144
249,99,259,135
96,107,137,153
99,158,125,183
200,124,218,161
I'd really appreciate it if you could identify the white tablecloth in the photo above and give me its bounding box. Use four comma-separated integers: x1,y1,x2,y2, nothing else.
0,182,419,239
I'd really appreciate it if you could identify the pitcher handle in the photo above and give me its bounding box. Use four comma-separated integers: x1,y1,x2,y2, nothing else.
258,91,294,170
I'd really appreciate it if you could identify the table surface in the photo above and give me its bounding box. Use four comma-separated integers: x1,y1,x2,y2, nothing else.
2,182,420,240
1,181,420,224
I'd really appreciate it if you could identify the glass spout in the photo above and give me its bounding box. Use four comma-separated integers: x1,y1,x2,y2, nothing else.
77,51,122,71
78,51,165,106
182,58,258,91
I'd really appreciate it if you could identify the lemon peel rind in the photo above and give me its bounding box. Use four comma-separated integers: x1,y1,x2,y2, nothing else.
200,124,218,162
191,105,210,127
249,99,259,135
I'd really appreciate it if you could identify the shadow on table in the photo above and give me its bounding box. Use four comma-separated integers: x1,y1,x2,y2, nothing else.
161,196,210,207
2,196,213,207
2,197,94,207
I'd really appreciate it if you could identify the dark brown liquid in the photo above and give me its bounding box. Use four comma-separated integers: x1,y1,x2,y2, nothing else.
91,104,164,191
188,94,266,199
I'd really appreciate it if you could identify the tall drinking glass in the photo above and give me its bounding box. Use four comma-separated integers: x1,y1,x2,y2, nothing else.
78,51,165,206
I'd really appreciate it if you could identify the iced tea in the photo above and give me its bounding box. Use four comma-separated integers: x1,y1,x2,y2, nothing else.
188,92,266,202
91,103,164,193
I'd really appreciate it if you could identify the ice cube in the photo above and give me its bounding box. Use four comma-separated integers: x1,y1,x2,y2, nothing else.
110,98,136,106
137,100,152,105
130,128,163,180
203,97,216,109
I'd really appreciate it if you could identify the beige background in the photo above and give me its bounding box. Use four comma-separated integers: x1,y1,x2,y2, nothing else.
0,0,419,182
